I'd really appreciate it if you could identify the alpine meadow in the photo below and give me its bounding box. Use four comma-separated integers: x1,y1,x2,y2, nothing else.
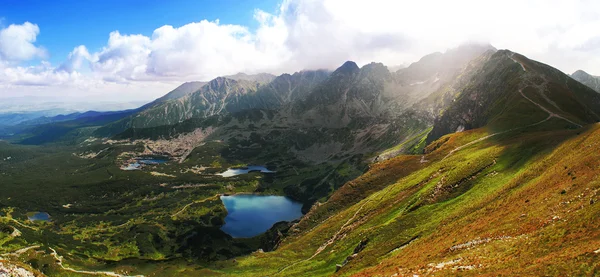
1,1,600,276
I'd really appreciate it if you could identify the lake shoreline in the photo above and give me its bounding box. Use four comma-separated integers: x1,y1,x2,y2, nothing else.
219,194,304,238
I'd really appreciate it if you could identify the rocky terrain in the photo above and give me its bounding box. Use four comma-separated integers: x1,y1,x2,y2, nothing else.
2,43,600,276
572,69,600,93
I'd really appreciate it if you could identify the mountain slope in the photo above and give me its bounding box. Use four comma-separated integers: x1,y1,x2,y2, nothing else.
292,44,495,128
4,46,600,276
96,71,330,137
204,51,600,277
224,72,277,84
395,43,497,105
572,70,600,93
17,109,138,145
209,124,600,276
427,50,600,143
95,77,265,135
151,81,207,103
91,45,499,207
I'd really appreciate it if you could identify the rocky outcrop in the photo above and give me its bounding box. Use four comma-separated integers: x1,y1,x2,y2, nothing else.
0,261,38,277
336,238,370,272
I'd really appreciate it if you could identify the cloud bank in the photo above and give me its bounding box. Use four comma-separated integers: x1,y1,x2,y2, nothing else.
1,0,600,102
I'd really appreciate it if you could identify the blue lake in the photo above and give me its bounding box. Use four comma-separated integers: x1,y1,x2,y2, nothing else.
136,158,169,165
122,157,169,170
217,166,275,177
28,212,51,222
220,195,303,238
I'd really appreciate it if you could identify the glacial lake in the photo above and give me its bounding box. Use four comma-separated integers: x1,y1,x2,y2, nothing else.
122,157,169,170
28,212,51,222
220,195,303,238
136,157,169,165
217,166,275,177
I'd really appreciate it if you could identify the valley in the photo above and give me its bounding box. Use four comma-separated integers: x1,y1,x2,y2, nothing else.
1,44,600,276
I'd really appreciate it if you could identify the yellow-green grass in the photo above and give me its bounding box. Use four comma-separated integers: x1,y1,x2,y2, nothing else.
207,122,600,276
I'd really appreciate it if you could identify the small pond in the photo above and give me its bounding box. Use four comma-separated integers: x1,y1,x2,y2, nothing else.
136,157,169,165
28,212,51,222
122,157,169,171
217,165,275,177
220,195,303,238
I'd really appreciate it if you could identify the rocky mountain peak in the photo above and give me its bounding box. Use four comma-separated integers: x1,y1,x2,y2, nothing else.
333,61,360,76
206,77,237,90
224,72,276,84
571,69,600,93
360,62,388,73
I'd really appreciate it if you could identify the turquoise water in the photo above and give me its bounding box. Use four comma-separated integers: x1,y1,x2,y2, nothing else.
217,166,275,177
28,212,51,222
220,195,303,238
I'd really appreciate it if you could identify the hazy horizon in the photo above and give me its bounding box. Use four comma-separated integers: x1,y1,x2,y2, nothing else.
2,0,600,104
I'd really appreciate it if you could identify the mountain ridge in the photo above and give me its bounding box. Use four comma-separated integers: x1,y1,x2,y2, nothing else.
3,43,600,276
571,69,600,93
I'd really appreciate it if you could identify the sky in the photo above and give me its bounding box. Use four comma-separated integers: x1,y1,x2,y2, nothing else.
1,0,600,104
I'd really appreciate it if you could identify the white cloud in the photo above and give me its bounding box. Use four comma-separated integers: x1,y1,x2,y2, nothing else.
0,22,46,62
57,45,91,73
90,31,151,82
2,0,600,103
84,19,289,82
271,0,600,73
2,62,79,86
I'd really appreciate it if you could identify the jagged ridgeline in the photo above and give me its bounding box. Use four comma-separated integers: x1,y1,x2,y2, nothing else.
95,44,494,138
3,43,600,276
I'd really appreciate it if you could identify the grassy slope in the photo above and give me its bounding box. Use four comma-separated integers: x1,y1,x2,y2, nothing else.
206,120,600,276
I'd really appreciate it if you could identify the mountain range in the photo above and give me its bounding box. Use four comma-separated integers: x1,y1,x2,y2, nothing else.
1,43,599,276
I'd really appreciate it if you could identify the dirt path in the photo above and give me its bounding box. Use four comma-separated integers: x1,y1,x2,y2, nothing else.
443,114,553,160
510,52,582,128
443,53,584,160
95,221,131,232
509,53,527,72
171,195,218,217
1,217,39,231
275,200,370,275
518,89,582,127
0,245,40,257
50,248,144,277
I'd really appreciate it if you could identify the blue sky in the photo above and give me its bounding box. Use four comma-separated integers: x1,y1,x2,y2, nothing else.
1,0,279,65
1,0,599,104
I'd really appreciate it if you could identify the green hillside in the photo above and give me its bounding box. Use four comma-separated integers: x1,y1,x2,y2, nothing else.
1,46,600,276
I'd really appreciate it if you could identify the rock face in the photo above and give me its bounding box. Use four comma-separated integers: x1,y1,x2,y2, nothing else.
289,44,496,128
258,221,296,252
0,261,36,277
571,70,600,93
96,71,330,136
97,44,495,139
